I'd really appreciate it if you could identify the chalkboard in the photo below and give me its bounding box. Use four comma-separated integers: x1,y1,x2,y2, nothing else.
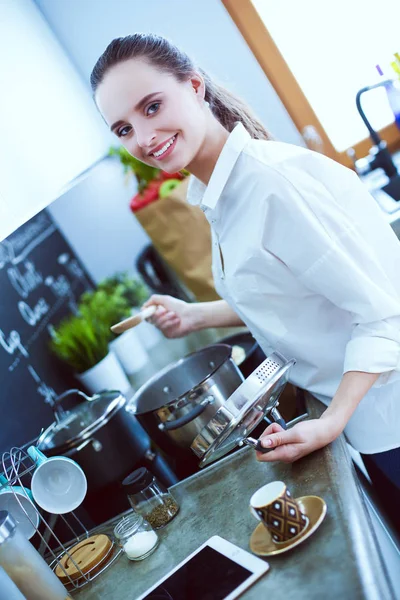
0,211,94,453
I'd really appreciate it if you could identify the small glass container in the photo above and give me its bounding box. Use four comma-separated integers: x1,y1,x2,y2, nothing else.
122,468,180,529
114,513,159,561
0,511,69,600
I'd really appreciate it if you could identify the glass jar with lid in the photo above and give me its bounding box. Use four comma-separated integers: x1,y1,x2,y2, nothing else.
0,511,71,600
122,468,180,529
114,513,159,561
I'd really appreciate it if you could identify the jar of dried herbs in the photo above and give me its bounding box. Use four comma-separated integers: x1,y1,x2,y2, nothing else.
122,468,179,529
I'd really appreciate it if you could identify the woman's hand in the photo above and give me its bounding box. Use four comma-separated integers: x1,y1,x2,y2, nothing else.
255,418,339,463
142,294,199,339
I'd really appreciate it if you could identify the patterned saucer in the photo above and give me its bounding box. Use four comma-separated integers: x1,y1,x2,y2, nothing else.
249,495,327,556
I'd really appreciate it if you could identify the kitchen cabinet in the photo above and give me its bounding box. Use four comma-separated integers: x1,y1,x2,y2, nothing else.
0,0,110,242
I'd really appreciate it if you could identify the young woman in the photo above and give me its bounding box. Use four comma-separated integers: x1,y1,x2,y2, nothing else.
91,33,400,534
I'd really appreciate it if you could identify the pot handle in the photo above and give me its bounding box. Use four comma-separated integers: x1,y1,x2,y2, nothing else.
49,389,101,424
241,437,272,454
65,438,103,454
270,407,287,430
158,397,213,431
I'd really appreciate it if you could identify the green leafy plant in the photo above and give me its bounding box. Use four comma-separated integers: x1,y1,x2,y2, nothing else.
80,287,131,328
49,287,131,373
97,272,150,308
109,145,189,213
109,146,159,192
49,314,111,373
109,145,189,190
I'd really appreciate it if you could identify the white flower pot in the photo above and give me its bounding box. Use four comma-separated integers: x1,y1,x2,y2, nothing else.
76,351,131,395
131,308,163,349
109,329,149,375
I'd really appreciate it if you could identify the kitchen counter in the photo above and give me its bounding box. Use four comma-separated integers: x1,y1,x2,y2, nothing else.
74,394,394,600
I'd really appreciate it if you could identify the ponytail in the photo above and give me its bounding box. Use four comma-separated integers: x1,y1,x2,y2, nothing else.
200,69,272,140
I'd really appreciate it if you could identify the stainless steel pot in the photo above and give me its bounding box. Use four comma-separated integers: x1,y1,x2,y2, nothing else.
127,344,244,450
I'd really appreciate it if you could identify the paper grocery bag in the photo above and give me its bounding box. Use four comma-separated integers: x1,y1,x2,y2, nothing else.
134,177,220,302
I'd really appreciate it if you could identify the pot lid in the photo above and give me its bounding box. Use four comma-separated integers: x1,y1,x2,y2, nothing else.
190,352,295,468
37,390,126,453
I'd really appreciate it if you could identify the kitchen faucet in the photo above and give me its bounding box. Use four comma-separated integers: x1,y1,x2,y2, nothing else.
347,79,400,201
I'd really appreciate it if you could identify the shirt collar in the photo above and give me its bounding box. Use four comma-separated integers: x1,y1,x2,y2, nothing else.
187,122,251,210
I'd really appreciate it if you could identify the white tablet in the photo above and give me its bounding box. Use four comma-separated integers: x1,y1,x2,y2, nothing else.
136,535,270,600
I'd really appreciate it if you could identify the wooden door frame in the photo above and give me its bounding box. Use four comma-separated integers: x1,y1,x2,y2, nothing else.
221,0,400,167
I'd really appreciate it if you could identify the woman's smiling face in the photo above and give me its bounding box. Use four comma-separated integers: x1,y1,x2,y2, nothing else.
95,58,208,173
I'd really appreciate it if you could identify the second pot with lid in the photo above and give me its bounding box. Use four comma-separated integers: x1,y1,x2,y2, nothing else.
37,389,127,455
37,389,152,489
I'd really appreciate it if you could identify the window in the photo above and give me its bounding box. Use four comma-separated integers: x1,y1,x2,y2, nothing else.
222,0,400,164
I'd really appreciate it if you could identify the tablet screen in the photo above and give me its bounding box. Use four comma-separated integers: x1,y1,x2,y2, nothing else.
140,546,252,600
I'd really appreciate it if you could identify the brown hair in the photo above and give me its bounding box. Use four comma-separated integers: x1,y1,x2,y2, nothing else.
90,33,272,140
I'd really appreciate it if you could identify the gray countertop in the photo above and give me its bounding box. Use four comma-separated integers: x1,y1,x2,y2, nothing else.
74,395,394,600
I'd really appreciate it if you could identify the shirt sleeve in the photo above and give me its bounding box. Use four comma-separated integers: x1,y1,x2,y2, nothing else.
261,152,400,384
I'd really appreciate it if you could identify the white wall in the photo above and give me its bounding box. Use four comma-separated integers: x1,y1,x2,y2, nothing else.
47,158,150,283
34,0,304,282
34,0,303,145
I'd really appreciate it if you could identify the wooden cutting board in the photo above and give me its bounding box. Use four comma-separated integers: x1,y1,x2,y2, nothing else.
55,534,113,582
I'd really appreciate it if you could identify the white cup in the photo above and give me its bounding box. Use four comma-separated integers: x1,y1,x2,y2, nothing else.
109,328,149,375
0,475,39,539
131,308,163,349
27,447,87,514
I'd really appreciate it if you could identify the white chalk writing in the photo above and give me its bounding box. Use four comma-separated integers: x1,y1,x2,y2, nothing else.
7,261,43,299
45,274,71,298
38,381,57,405
18,298,50,326
0,219,55,269
0,329,29,358
28,365,57,406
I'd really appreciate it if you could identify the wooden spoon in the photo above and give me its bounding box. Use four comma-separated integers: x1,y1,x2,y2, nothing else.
110,305,158,334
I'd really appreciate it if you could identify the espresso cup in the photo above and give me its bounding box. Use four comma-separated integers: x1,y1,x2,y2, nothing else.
250,480,308,543
0,475,39,539
27,446,87,515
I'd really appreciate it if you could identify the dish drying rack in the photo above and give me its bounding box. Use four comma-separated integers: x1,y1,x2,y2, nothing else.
1,446,122,593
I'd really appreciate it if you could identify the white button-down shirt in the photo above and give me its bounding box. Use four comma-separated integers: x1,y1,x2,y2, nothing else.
187,123,400,454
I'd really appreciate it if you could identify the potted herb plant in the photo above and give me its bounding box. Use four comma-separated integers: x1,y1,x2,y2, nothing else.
83,283,150,374
98,271,163,350
97,272,150,307
50,289,131,394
